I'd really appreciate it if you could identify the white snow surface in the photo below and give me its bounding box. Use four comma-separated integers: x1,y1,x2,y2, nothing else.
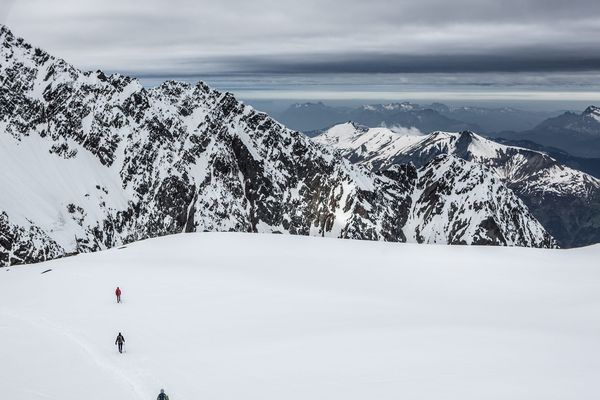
1,232,599,400
0,132,127,249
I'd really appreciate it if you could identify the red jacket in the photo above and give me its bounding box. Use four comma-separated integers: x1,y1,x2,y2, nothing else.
115,288,121,296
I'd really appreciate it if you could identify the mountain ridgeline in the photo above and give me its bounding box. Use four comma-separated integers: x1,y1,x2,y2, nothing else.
276,102,600,160
0,25,556,266
315,123,600,248
276,102,555,134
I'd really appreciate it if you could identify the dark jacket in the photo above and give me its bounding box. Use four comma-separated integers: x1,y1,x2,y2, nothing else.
157,393,169,400
115,334,125,344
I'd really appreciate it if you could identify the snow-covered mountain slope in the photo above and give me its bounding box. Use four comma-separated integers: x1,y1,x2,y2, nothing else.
1,232,599,400
585,105,600,123
316,123,600,248
492,138,600,179
316,124,552,246
404,156,552,246
314,122,424,164
316,123,600,197
0,25,556,266
389,130,600,198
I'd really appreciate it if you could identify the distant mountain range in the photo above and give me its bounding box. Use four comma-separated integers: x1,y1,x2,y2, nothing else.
499,106,600,158
315,123,600,248
278,101,600,159
277,102,479,134
276,101,555,134
428,103,555,133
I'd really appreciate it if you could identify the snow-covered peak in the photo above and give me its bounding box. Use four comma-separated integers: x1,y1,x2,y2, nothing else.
292,101,327,109
317,121,421,145
316,123,600,247
314,123,423,167
0,24,12,40
319,124,600,196
385,102,417,111
406,130,516,162
405,154,553,247
406,131,600,196
360,102,420,112
315,125,513,170
0,24,145,114
314,122,367,143
583,105,600,123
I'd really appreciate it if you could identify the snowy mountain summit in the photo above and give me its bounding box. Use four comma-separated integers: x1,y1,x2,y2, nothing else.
0,26,556,266
316,123,600,247
584,106,600,123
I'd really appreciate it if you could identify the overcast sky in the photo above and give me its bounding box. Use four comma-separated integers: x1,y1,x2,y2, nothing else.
2,0,600,105
2,0,600,75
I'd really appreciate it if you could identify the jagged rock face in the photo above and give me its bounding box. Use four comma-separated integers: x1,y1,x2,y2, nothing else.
406,156,555,247
0,26,556,265
0,212,65,265
316,123,600,247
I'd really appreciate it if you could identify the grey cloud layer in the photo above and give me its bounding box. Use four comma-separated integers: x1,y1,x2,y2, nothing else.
3,0,600,75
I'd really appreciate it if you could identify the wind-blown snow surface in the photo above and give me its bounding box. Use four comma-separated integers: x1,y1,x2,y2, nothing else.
1,233,599,400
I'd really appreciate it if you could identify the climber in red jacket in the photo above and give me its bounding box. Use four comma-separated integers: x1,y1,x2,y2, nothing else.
115,287,122,303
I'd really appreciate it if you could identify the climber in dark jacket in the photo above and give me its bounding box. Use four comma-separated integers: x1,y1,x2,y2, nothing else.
157,388,169,400
115,332,125,353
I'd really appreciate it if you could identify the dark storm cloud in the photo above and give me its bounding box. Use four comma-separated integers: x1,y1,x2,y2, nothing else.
4,0,600,75
193,50,600,75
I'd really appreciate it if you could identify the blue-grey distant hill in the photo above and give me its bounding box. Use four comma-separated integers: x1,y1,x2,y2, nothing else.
276,102,480,134
275,101,555,134
498,106,600,158
279,101,600,158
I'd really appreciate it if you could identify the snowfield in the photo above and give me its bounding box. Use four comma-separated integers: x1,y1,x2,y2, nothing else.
1,232,600,400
